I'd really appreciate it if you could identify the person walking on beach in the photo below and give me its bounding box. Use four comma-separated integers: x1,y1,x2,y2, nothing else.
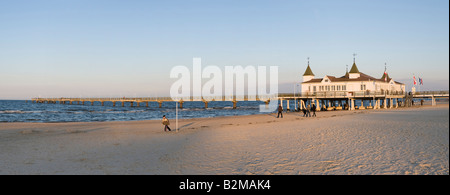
311,103,317,117
162,115,171,132
277,104,283,118
302,106,307,117
306,105,311,117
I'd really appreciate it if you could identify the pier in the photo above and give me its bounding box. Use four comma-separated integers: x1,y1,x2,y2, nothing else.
30,96,271,109
278,90,449,111
31,91,448,111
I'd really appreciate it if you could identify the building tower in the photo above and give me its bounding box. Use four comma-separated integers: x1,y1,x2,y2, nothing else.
381,63,390,82
303,57,315,82
349,53,361,79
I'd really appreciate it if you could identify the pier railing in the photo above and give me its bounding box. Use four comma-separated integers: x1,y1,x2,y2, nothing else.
31,95,276,102
31,91,448,103
279,91,407,99
412,90,449,96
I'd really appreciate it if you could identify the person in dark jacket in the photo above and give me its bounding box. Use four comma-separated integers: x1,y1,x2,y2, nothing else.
311,103,317,117
277,104,283,118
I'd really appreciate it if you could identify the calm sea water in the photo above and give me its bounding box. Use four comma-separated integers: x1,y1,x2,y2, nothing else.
0,100,270,123
0,98,436,123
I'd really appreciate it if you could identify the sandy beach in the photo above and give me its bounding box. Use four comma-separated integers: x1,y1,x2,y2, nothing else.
0,104,448,175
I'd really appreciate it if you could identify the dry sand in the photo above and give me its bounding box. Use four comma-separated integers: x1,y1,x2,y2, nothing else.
0,104,448,175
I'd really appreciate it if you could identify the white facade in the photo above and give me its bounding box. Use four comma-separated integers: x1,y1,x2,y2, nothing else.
302,79,405,93
301,64,405,94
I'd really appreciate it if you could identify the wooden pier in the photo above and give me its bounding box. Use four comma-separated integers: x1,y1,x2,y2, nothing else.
30,96,271,109
31,91,448,111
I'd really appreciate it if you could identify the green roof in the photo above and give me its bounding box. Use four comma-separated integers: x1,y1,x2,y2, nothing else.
349,62,359,73
303,65,314,76
381,72,390,81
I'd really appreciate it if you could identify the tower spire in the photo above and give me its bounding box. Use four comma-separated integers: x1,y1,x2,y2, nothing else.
303,57,314,76
302,57,314,82
382,62,389,82
348,53,360,79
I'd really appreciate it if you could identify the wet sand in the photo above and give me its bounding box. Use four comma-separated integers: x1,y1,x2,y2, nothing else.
0,104,448,175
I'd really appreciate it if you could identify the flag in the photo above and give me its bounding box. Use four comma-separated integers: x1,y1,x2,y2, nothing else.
413,76,417,85
384,71,387,82
419,78,423,85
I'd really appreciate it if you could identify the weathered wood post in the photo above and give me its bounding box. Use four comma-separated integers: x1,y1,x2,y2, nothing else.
179,101,184,109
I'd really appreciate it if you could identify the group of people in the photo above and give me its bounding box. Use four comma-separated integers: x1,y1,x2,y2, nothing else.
162,103,318,132
301,103,317,117
277,103,317,118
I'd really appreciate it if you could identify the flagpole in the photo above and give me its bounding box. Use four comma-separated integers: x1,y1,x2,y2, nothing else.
418,77,421,92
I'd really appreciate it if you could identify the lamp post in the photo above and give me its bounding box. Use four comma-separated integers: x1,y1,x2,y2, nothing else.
176,101,178,132
294,83,299,111
294,84,296,111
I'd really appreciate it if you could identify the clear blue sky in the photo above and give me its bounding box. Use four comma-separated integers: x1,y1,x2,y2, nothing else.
0,0,448,99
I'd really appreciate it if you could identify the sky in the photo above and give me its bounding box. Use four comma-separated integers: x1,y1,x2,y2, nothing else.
0,0,448,99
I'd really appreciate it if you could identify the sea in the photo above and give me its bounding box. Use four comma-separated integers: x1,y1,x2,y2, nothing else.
0,98,437,123
0,100,269,123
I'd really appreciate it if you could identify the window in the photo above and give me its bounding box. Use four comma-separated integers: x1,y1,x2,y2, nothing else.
313,86,316,92
361,84,366,91
342,85,346,91
337,85,341,91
